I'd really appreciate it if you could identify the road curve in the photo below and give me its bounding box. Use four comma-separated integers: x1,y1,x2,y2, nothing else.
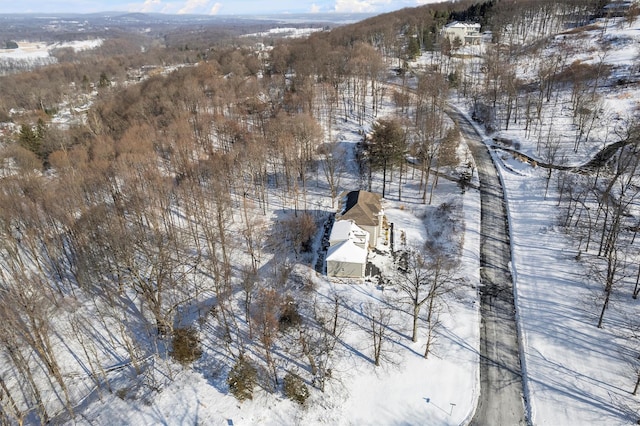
447,107,527,426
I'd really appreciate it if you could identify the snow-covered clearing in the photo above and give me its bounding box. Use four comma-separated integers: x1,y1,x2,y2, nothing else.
502,155,639,425
242,27,324,39
0,39,103,73
0,39,103,59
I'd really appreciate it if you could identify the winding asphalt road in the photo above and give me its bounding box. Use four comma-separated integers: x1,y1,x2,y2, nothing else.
447,107,528,426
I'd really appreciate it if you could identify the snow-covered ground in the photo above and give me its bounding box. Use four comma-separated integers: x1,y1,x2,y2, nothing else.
0,39,103,73
1,50,481,424
502,154,639,425
5,10,640,426
242,27,324,39
0,39,103,59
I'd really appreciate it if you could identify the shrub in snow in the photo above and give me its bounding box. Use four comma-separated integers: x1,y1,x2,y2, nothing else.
282,212,318,255
228,355,258,401
283,372,309,405
279,295,302,332
170,326,203,365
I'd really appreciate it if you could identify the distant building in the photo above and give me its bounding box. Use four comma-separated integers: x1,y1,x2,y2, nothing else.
441,21,482,46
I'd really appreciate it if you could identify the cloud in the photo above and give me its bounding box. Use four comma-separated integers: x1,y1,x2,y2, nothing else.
139,0,164,13
332,0,396,13
178,0,210,14
209,2,222,14
310,3,321,13
333,0,372,13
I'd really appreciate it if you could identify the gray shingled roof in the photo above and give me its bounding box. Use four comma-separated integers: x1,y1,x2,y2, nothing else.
339,190,381,227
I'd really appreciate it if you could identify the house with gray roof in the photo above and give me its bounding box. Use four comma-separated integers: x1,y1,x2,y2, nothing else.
325,190,385,279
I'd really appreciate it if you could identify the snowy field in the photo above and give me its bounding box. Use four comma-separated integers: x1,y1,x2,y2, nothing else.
0,40,103,59
0,39,103,73
501,152,639,425
242,27,324,39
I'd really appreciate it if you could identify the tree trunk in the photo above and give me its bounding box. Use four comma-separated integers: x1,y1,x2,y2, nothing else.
597,275,613,328
412,304,420,343
382,158,387,198
633,263,640,299
424,296,435,358
634,370,640,395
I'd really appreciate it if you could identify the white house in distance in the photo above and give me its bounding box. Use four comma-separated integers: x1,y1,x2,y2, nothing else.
441,21,482,46
326,190,384,279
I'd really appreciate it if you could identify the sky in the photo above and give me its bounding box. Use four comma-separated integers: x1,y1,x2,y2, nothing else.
0,0,446,15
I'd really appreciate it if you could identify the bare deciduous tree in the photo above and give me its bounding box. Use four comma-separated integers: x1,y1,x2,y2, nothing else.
394,248,457,357
298,293,344,391
363,302,393,367
252,288,281,388
319,140,345,208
